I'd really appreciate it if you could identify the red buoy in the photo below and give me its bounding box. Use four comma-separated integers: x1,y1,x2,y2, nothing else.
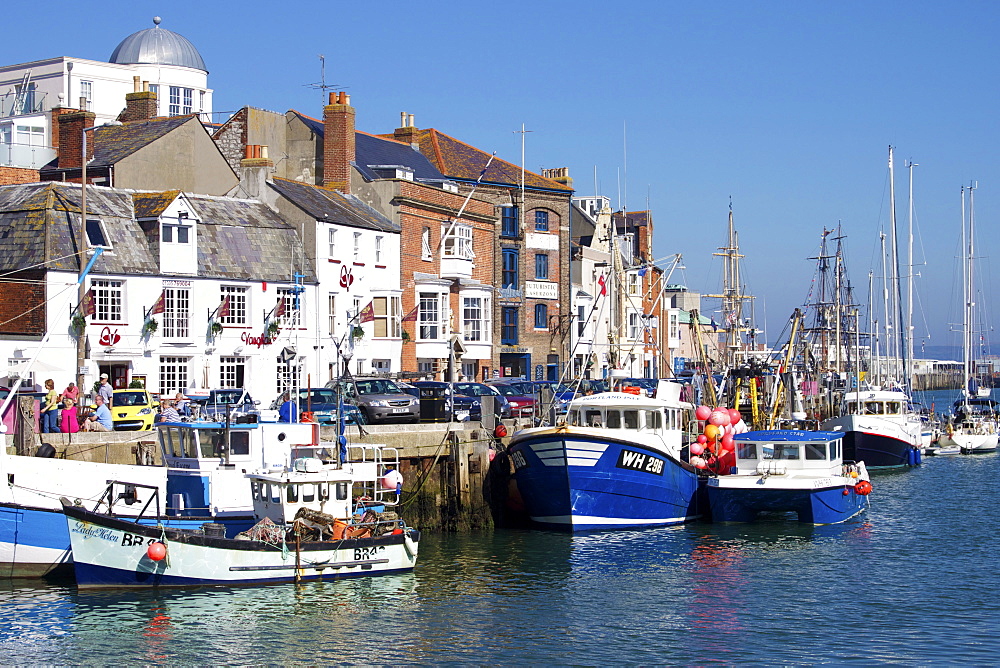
494,424,508,438
854,480,873,496
842,488,850,496
147,542,167,561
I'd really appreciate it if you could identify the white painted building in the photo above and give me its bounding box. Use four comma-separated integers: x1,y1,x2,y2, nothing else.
0,17,212,169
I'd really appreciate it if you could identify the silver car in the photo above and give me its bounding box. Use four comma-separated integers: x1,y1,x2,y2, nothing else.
326,378,419,424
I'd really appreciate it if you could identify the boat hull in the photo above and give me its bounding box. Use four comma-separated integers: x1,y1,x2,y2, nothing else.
63,502,419,588
821,415,919,468
509,430,704,532
706,479,868,524
0,502,254,579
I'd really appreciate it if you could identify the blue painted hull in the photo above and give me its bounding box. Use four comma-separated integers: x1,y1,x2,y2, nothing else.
0,503,254,578
707,484,868,524
510,432,704,531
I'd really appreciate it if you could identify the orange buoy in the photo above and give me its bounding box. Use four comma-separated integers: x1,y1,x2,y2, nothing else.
147,542,166,561
855,480,873,496
623,386,641,395
494,424,508,438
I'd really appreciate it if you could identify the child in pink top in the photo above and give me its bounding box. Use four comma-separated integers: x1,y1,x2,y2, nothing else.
60,398,80,434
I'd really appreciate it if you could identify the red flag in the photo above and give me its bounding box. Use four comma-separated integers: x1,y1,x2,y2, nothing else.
598,274,607,296
79,288,95,318
401,305,419,322
359,301,375,324
149,290,166,316
217,295,231,320
274,296,287,319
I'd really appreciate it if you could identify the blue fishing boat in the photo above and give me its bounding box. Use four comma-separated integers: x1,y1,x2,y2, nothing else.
0,419,324,577
508,383,704,531
706,430,871,524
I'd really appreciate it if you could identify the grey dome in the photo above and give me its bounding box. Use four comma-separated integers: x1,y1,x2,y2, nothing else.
109,17,207,73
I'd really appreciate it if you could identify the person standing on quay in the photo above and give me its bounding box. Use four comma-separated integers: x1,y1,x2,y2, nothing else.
62,381,79,403
40,379,61,433
279,392,298,423
98,374,114,404
60,397,80,434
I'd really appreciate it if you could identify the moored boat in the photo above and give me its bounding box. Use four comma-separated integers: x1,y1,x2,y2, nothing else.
508,382,705,531
0,418,320,578
820,388,922,468
62,442,418,588
706,430,871,524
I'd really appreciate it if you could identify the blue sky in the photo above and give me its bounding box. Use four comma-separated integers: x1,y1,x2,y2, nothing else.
8,1,1000,355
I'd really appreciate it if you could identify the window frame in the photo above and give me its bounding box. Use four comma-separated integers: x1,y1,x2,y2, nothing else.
501,307,519,345
534,303,548,330
534,209,549,232
501,206,519,238
91,279,124,323
534,253,549,280
502,248,519,289
219,286,248,326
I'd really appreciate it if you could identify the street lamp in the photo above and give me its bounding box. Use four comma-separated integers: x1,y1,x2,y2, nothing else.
76,120,122,391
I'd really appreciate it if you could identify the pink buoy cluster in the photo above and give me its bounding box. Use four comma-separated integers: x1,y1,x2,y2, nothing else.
690,405,748,474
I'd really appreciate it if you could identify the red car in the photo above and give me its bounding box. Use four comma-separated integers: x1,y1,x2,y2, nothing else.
489,382,536,417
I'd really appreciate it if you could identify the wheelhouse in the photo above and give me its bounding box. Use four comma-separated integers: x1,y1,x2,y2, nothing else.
732,430,846,475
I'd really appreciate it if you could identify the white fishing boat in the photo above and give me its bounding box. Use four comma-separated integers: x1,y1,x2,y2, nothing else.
62,442,418,587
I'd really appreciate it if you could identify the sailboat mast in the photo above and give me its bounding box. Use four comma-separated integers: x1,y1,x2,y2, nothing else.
905,160,917,392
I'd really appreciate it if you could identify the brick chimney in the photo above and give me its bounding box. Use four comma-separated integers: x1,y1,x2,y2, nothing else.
119,77,158,122
50,104,81,152
393,112,420,145
323,91,355,193
57,109,97,172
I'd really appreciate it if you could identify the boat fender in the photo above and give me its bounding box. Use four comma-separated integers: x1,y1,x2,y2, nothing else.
34,443,56,458
843,488,850,496
914,448,922,465
854,480,873,496
906,448,916,467
403,533,418,559
494,424,508,438
147,542,167,561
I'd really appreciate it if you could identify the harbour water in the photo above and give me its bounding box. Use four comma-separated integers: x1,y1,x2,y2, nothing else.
3,409,998,664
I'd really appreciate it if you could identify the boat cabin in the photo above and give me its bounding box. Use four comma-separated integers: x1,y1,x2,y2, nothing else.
249,444,401,526
731,430,846,476
564,393,684,434
156,420,322,518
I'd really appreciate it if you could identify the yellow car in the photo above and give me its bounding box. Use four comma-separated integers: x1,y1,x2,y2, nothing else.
111,389,160,431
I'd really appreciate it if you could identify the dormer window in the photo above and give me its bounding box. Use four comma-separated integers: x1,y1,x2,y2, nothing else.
86,218,110,249
163,215,192,244
371,165,414,181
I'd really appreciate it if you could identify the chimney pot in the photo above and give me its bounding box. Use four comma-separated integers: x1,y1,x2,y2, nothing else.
133,76,141,93
260,145,269,160
328,92,337,105
408,113,415,128
344,94,350,105
400,111,406,128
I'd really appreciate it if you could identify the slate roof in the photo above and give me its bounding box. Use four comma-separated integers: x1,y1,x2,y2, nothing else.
269,177,400,233
0,182,315,282
40,116,196,173
287,111,450,185
132,190,179,218
397,128,573,193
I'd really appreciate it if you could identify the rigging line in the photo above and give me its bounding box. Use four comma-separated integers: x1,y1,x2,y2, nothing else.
0,249,86,280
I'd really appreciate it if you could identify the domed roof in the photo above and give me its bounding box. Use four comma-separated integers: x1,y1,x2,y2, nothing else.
109,17,207,73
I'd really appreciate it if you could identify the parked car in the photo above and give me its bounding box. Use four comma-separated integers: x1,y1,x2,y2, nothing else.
407,381,482,421
270,388,364,426
452,382,511,419
526,381,577,414
111,388,159,431
326,378,419,424
191,388,260,421
488,383,536,417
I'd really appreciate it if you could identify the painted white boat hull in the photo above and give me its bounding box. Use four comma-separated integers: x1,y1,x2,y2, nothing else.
63,500,419,588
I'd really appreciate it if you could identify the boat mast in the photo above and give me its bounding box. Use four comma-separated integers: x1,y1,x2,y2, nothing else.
905,159,918,393
888,146,906,386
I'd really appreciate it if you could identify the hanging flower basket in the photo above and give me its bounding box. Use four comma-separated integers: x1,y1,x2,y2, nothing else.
211,321,224,336
267,321,281,337
401,329,411,343
142,318,158,336
71,313,86,334
352,325,365,340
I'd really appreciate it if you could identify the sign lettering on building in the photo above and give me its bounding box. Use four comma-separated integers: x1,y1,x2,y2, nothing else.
525,281,558,300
